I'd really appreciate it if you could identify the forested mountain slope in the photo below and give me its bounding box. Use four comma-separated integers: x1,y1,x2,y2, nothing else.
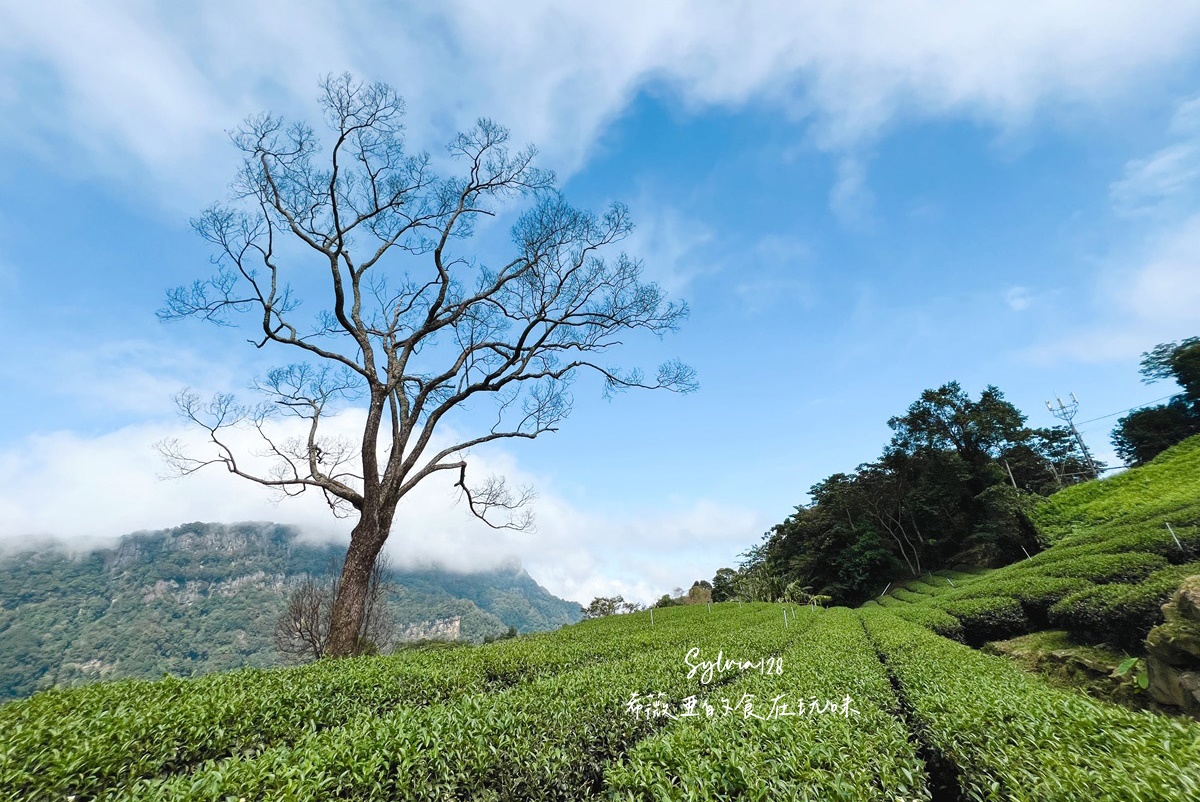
0,522,580,701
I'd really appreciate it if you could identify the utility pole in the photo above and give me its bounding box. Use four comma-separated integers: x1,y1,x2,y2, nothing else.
1046,392,1098,479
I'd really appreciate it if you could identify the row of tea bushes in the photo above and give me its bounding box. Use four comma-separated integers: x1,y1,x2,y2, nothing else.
862,609,1200,801
0,603,781,801
124,605,807,801
605,608,931,801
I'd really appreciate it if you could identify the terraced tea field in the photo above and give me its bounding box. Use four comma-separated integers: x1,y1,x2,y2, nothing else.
865,437,1200,657
3,601,1199,800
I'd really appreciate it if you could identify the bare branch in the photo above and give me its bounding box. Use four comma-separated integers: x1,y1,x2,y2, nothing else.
161,75,694,657
454,464,536,531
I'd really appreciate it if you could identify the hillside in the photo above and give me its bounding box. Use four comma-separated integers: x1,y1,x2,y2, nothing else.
862,434,1200,711
0,522,581,701
3,603,1199,800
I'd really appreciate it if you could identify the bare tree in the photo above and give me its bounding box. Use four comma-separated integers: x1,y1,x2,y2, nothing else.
275,553,396,662
274,577,328,661
158,74,695,656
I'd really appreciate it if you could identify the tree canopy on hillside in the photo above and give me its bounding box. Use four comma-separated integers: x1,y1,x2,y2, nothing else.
1113,337,1200,466
737,382,1093,606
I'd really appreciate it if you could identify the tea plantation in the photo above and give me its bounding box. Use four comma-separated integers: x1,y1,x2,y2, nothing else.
3,600,1200,800
5,438,1200,799
864,435,1200,652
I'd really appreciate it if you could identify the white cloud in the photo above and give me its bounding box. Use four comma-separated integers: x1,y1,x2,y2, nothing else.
3,2,1199,211
0,410,761,605
1111,94,1200,216
0,4,238,205
735,234,814,311
1111,143,1200,216
1169,95,1200,137
1025,214,1200,364
1006,286,1032,312
1120,215,1200,323
621,201,716,295
63,340,242,416
0,338,246,432
1029,95,1200,365
829,156,875,227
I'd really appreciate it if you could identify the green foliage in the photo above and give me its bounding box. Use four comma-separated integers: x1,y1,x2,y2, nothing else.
863,609,1200,800
1112,336,1200,466
891,588,928,604
1113,399,1200,466
1048,563,1200,651
4,603,1199,800
1036,552,1168,584
887,382,1030,467
1113,656,1149,691
581,596,639,619
606,609,930,801
752,382,1081,608
0,522,581,702
392,562,583,633
0,605,756,799
1003,576,1092,624
710,568,737,602
934,597,1028,645
1140,336,1200,397
685,581,713,605
890,605,964,640
1032,434,1200,543
870,438,1200,649
3,605,796,800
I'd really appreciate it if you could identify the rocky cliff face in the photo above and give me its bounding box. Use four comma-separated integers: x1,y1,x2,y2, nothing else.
397,616,462,641
141,571,289,605
108,522,295,571
1145,575,1200,715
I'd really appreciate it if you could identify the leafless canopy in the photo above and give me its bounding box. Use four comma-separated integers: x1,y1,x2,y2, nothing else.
158,74,696,532
274,553,395,661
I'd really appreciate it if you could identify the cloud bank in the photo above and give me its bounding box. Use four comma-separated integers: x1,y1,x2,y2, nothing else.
0,409,762,605
3,1,1197,208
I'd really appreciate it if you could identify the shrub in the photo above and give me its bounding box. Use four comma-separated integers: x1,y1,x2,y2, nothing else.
891,588,927,604
1008,577,1092,627
1081,522,1200,564
936,597,1028,645
1032,434,1200,544
1048,563,1200,651
862,609,1200,801
607,610,929,800
1037,553,1168,584
891,605,964,641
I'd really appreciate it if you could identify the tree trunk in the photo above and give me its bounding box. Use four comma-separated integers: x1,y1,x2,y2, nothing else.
326,507,392,657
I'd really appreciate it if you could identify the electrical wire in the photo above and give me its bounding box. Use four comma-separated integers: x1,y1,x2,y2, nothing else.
1073,393,1180,426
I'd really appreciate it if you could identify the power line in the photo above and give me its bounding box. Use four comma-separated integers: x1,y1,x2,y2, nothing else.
1074,393,1179,426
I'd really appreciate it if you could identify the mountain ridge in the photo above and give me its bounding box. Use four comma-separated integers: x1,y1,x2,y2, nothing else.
0,521,581,701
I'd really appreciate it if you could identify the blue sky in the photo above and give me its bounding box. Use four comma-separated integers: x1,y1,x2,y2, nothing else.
1,2,1199,604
